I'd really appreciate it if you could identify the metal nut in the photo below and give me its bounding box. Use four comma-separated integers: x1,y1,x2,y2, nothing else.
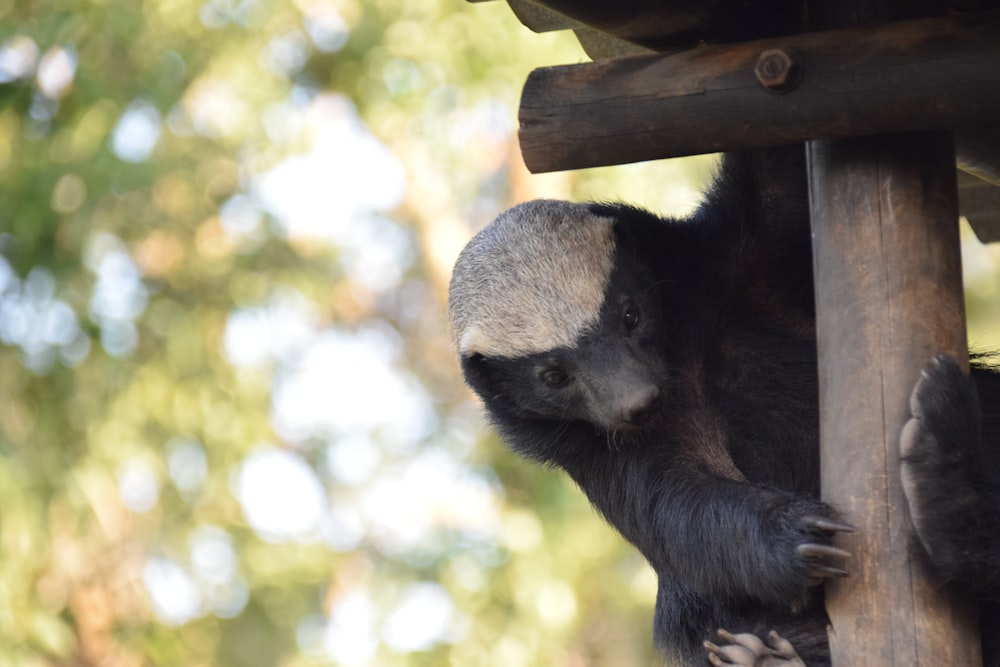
755,49,801,93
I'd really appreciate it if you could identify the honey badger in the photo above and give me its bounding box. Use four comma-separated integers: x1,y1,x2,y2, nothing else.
448,147,1000,666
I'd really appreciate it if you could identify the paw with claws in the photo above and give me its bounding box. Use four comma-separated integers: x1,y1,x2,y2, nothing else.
752,500,854,605
705,629,806,667
765,505,853,605
797,515,853,584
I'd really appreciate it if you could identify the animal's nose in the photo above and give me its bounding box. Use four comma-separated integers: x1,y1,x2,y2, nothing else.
622,384,661,425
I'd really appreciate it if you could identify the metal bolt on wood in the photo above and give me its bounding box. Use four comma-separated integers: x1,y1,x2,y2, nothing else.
755,48,800,92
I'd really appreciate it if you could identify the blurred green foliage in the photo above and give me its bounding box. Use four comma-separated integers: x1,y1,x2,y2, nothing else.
0,1,716,665
1,1,997,666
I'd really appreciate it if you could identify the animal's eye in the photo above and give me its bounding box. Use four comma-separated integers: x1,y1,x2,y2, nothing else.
540,368,569,387
623,304,641,331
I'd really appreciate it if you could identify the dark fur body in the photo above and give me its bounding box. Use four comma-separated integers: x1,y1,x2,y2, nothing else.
452,147,1000,665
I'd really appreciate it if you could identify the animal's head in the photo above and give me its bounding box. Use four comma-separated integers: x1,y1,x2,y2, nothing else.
448,200,667,437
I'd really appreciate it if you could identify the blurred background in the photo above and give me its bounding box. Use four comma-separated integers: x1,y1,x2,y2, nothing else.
0,1,998,666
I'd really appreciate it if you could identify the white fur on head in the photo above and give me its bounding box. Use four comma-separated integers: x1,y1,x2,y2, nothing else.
448,199,616,358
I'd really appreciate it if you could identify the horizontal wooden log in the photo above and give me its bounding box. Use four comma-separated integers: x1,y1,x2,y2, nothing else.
518,13,1000,173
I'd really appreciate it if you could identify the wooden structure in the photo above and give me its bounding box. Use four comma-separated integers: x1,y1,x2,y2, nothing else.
474,0,1000,664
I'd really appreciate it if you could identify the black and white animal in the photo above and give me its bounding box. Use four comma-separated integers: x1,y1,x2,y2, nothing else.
447,147,1000,666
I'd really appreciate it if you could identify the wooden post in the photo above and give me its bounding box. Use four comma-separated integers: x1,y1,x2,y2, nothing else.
808,131,981,665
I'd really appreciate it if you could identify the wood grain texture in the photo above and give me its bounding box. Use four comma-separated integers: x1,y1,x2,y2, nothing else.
808,132,981,666
518,13,1000,172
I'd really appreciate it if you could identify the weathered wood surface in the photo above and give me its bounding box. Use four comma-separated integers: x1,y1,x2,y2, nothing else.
809,131,981,666
504,0,805,49
518,13,1000,173
957,127,1000,187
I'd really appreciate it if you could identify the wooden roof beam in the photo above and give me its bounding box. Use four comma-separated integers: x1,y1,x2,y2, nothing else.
518,12,1000,174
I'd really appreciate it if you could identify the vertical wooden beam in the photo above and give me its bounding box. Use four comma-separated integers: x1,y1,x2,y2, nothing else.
808,131,981,665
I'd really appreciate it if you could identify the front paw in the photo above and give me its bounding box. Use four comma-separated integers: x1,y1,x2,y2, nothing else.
796,515,853,584
761,501,853,604
705,629,806,667
900,354,982,562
